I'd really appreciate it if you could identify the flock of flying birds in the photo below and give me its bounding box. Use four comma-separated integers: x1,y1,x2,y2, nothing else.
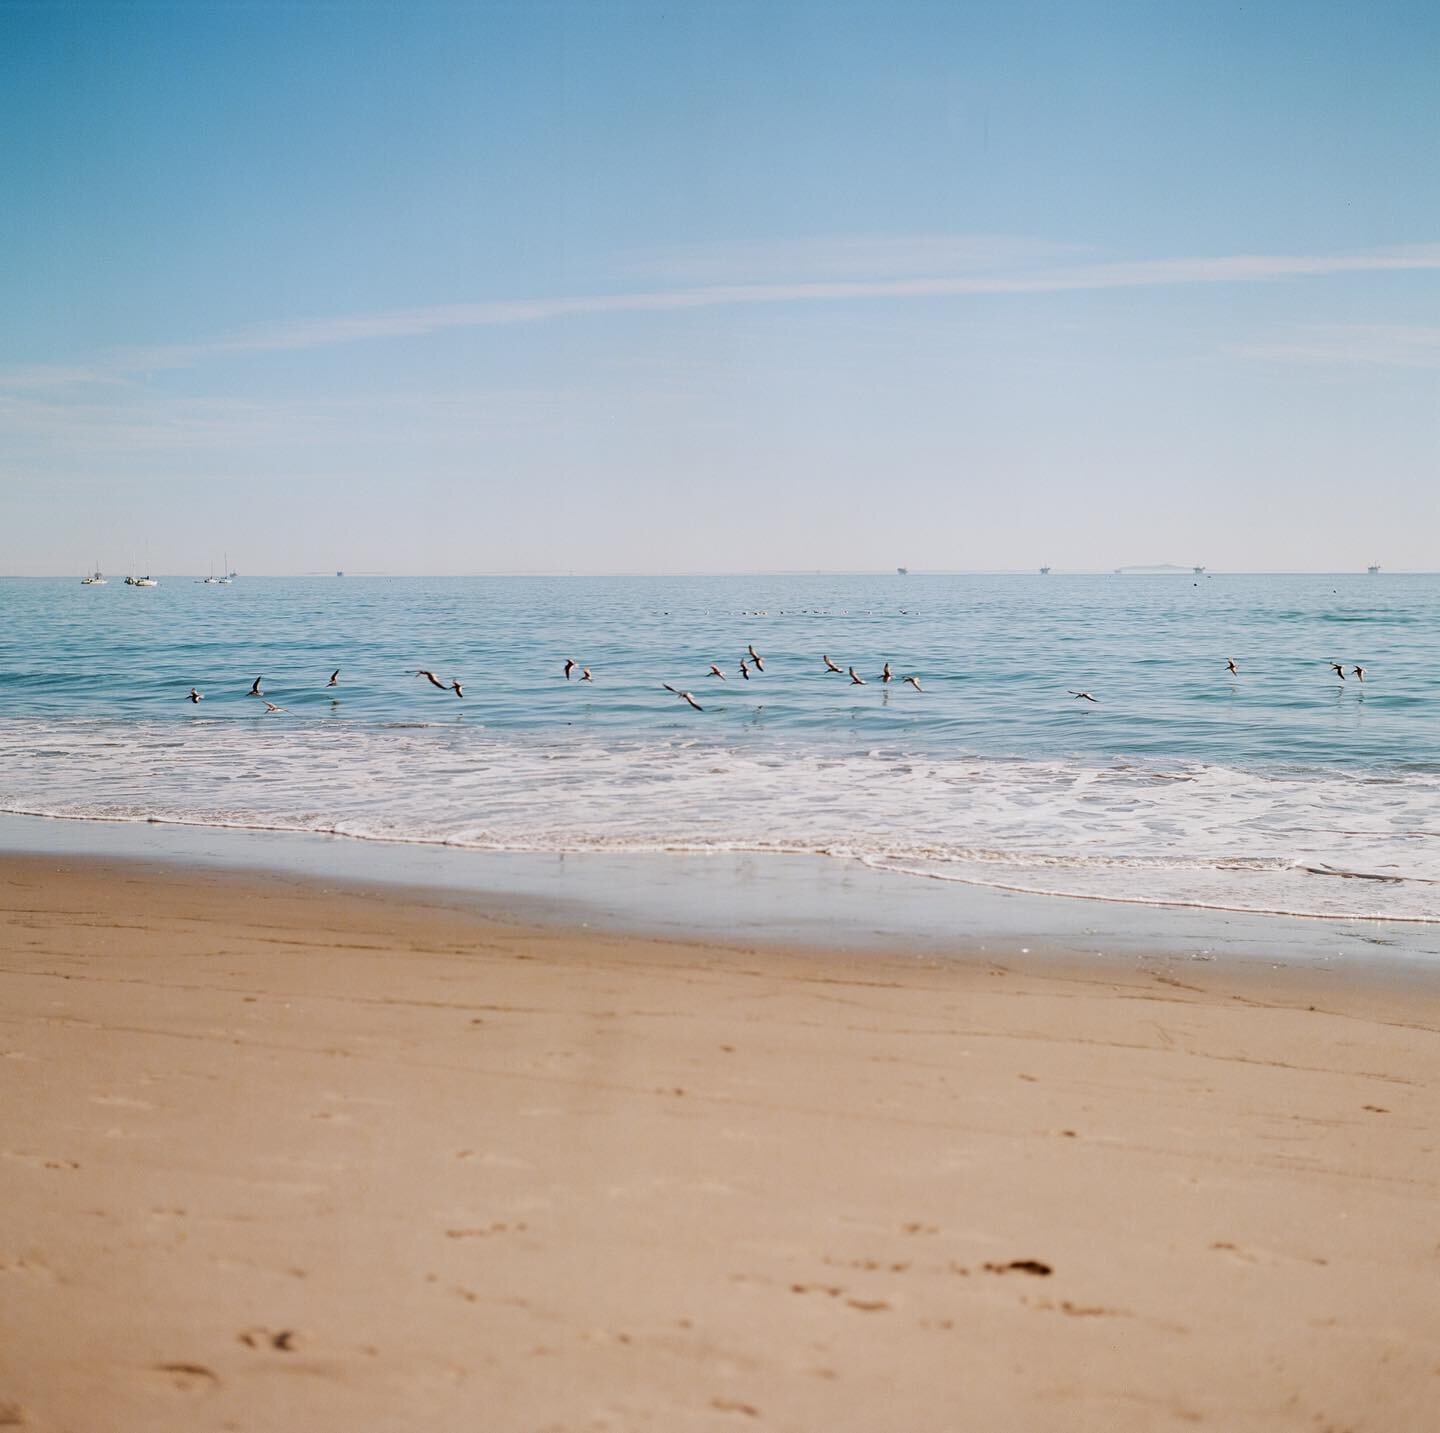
182,649,1370,713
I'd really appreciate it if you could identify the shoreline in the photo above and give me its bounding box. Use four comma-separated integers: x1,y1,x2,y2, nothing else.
1,852,1437,1430
3,810,1439,977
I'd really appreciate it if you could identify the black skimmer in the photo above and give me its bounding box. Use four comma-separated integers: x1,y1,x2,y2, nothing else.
564,659,576,680
823,655,841,673
1353,665,1365,682
662,684,703,712
707,664,726,680
451,680,464,698
1069,690,1098,703
327,669,340,687
263,701,286,714
739,659,750,680
903,675,923,691
881,662,893,683
1226,658,1238,676
249,676,263,697
848,667,866,685
416,670,448,690
747,644,764,672
580,667,593,682
1330,663,1346,680
187,688,203,703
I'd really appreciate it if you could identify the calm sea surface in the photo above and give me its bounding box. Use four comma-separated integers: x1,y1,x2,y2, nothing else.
2,573,1437,921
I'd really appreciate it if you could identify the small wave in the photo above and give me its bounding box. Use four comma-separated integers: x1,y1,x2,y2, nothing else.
2,719,1438,924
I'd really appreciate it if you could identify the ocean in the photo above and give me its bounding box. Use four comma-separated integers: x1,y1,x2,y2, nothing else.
2,572,1437,922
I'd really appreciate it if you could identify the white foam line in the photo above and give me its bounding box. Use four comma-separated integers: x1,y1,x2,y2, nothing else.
857,856,1440,925
2,803,1434,926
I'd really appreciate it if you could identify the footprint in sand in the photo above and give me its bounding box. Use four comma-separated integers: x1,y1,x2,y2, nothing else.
711,1397,760,1418
148,1364,220,1395
1,1151,79,1171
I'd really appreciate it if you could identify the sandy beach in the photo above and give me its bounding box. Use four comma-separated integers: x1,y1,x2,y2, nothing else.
1,851,1437,1432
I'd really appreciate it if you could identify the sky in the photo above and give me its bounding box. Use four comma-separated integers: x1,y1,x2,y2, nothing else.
2,0,1437,575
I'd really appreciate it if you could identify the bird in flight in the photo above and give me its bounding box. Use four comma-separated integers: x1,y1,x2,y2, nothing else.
823,655,841,673
747,644,764,672
416,670,447,690
708,664,727,680
904,675,923,691
327,669,340,687
580,667,593,682
662,683,703,712
1353,665,1365,682
187,688,203,703
1069,690,1099,703
263,701,286,714
1330,663,1346,680
739,659,751,680
1226,658,1238,675
451,680,464,698
848,667,867,685
564,658,576,680
249,676,263,697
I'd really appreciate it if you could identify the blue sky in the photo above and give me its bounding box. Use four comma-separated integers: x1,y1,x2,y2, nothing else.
3,0,1437,573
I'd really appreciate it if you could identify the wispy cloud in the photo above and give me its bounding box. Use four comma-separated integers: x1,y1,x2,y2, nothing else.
1234,323,1440,369
6,242,1439,391
0,388,571,461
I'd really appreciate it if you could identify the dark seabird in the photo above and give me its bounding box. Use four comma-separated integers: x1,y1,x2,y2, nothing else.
881,662,893,683
903,675,923,691
1069,690,1098,703
564,659,576,680
707,664,727,680
451,680,464,698
1353,665,1365,682
1226,658,1238,676
662,683,703,712
580,667,593,682
188,688,204,703
739,659,751,680
249,676,263,697
327,669,340,687
1330,663,1346,680
823,655,841,673
747,644,764,672
416,670,448,690
848,667,867,685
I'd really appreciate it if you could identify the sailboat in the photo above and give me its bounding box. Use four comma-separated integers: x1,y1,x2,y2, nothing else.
202,559,222,584
81,562,106,586
219,552,233,583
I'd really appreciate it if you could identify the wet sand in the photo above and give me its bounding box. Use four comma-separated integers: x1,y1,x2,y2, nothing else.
1,851,1437,1432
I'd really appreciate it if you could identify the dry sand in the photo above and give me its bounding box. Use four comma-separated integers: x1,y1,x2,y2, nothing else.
0,852,1437,1432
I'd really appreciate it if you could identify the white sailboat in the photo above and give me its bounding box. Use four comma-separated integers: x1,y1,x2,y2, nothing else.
81,562,106,586
219,552,233,583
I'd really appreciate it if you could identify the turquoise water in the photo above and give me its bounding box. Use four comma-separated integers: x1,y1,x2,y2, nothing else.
1,572,1437,920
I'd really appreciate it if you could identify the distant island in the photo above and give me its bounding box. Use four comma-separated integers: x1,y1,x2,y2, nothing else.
1113,564,1203,574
